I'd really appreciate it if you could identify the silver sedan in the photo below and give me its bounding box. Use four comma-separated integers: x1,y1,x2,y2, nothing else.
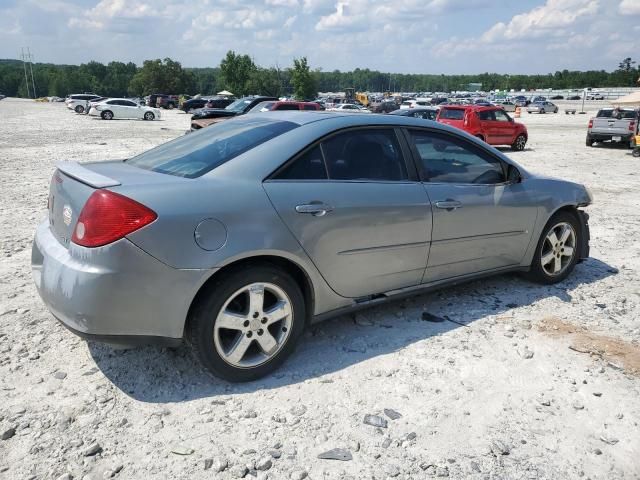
32,112,592,381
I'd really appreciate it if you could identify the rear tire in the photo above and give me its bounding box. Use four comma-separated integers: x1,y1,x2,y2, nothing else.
168,103,175,110
540,109,545,114
526,211,581,285
586,136,594,147
74,105,84,114
188,265,306,382
101,110,113,120
144,111,155,121
511,134,526,151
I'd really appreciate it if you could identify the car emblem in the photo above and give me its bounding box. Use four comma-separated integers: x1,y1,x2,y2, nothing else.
63,205,73,226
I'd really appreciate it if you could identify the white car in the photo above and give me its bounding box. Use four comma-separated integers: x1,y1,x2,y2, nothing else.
65,94,103,114
399,99,430,110
89,98,161,120
327,103,371,113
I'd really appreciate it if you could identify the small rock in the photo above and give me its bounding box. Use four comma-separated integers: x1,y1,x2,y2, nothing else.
540,399,551,407
82,442,102,457
204,459,213,470
290,470,308,480
519,347,534,359
593,392,602,397
406,432,417,441
268,449,281,459
436,466,450,477
290,405,307,416
572,401,585,410
470,461,481,472
384,408,402,420
381,437,392,449
384,464,400,477
243,410,258,419
53,371,67,380
55,474,73,480
1,427,16,441
317,448,352,461
171,445,194,455
504,324,515,332
242,449,256,456
593,448,603,455
211,457,228,473
230,464,248,478
271,414,287,423
490,440,510,456
363,414,388,428
255,457,272,471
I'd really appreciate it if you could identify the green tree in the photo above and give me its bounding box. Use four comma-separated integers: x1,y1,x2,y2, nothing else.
219,51,257,96
290,57,316,100
128,58,194,96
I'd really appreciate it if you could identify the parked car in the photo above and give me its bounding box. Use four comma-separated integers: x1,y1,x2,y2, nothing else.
513,95,530,107
65,94,103,114
327,103,371,113
146,94,177,109
586,93,605,100
32,111,591,381
0,93,6,101
527,101,559,114
369,100,399,113
567,95,582,100
181,97,209,113
586,108,638,147
205,98,235,109
88,98,161,120
436,105,528,150
530,96,546,103
190,96,279,130
248,101,323,113
389,107,439,120
399,99,430,110
550,95,564,100
494,101,516,112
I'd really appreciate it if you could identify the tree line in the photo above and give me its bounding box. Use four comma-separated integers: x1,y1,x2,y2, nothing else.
0,54,637,100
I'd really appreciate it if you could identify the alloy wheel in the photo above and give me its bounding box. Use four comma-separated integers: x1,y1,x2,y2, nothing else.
515,136,526,150
213,282,293,368
540,222,576,276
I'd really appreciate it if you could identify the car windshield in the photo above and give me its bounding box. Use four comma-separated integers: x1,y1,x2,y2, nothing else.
439,109,465,120
248,101,274,113
127,118,298,178
225,98,253,112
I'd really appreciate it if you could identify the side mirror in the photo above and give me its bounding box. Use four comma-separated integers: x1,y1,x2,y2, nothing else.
507,164,521,183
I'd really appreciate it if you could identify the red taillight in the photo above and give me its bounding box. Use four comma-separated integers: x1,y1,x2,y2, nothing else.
71,190,157,248
588,119,593,128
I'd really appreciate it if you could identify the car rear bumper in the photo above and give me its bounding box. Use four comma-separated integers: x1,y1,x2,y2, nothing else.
587,132,633,142
31,219,211,343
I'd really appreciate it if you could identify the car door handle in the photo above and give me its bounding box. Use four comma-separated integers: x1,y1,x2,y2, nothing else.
435,200,463,210
295,203,333,217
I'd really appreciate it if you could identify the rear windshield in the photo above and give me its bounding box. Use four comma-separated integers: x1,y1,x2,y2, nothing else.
127,118,297,178
439,108,465,120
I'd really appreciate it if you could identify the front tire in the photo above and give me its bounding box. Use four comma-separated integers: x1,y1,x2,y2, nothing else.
75,105,84,114
511,134,526,151
144,111,155,121
188,265,305,382
526,211,581,284
101,110,113,120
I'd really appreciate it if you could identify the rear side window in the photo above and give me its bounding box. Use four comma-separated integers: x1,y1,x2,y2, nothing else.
322,129,408,181
478,110,495,121
619,110,637,119
596,110,613,118
276,146,327,180
439,109,465,120
127,118,298,178
275,104,300,111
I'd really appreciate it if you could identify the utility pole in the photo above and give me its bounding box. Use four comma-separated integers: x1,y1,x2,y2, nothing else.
27,47,37,98
20,48,31,98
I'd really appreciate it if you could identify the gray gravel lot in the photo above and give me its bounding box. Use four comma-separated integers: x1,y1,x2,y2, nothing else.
0,98,639,480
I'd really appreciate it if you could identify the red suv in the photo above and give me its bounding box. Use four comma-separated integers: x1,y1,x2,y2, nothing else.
436,105,528,151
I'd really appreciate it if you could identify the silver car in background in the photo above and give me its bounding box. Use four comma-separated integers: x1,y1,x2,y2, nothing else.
32,112,592,381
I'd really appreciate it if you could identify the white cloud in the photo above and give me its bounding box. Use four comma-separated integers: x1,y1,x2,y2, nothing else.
619,0,640,15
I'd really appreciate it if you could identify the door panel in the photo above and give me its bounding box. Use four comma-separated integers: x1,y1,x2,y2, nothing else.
423,183,537,281
406,128,538,282
264,182,432,297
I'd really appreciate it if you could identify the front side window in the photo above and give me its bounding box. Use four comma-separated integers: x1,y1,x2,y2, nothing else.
409,130,505,184
493,110,511,122
322,129,408,181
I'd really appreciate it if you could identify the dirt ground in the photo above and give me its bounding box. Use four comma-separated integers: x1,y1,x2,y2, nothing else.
0,98,639,480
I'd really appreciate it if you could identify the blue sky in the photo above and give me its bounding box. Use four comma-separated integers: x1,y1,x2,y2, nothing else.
0,0,638,73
